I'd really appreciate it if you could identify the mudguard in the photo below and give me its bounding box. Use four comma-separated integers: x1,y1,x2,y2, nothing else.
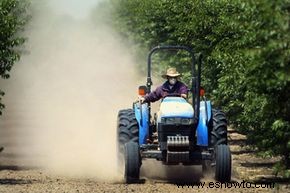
197,101,212,146
133,102,149,145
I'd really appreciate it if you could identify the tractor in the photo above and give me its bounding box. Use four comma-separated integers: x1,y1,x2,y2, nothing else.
117,46,231,183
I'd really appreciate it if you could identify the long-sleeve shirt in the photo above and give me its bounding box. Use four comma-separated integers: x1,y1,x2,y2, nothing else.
144,81,188,103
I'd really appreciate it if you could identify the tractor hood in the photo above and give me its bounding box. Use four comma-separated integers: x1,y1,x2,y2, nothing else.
158,97,194,119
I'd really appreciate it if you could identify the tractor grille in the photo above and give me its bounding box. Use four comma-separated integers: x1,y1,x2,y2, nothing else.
167,136,190,151
158,123,195,151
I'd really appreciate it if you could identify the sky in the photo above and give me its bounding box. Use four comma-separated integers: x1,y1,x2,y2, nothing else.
50,0,102,19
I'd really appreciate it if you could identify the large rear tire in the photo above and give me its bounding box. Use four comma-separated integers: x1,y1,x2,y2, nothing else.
215,144,231,182
117,109,139,174
210,109,228,147
124,142,140,183
117,109,139,155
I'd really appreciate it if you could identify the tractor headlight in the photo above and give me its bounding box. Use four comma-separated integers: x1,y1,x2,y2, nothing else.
166,117,175,124
181,118,190,125
162,117,193,125
181,118,194,125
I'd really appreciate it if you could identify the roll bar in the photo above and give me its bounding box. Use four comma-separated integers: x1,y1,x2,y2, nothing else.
146,45,201,123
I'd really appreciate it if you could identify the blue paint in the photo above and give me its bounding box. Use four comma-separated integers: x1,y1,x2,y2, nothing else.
196,101,212,146
134,99,213,147
134,103,149,145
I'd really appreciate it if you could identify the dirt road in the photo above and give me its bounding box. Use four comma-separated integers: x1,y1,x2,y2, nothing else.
0,123,288,193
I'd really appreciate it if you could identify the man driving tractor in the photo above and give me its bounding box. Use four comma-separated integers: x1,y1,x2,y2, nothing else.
140,67,188,103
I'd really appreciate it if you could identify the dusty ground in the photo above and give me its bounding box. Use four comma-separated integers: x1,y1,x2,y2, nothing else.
0,126,288,193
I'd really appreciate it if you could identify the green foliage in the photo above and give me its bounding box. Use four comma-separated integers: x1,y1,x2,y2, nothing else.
0,0,30,115
109,0,290,172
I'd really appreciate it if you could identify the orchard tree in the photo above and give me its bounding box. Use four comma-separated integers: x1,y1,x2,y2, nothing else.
0,0,30,114
109,0,290,174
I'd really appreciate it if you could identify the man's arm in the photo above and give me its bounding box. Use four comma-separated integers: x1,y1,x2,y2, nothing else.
179,82,188,99
143,86,163,103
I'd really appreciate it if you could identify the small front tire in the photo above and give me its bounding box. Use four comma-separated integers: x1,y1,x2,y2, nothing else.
215,144,232,182
124,141,140,183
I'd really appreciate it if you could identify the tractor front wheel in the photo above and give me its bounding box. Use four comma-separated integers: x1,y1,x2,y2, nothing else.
215,144,232,182
124,141,140,183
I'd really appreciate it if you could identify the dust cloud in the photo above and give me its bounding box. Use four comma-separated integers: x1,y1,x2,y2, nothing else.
0,0,140,181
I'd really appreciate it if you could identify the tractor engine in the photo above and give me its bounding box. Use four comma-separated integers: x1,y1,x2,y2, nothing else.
157,97,195,164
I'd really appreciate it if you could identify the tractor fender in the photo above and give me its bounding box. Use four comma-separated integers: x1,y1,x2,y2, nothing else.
197,101,212,146
133,103,149,145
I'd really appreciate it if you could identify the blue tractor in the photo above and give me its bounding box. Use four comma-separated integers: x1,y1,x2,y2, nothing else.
117,46,231,183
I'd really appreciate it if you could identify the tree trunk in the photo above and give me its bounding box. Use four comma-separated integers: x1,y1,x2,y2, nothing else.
285,152,290,169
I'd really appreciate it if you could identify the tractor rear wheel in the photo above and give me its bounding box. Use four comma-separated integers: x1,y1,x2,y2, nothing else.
124,141,140,183
210,109,228,147
215,144,231,182
117,109,139,162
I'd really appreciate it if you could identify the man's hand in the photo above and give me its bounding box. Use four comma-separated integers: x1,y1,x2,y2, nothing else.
140,96,146,103
137,96,146,104
181,94,187,99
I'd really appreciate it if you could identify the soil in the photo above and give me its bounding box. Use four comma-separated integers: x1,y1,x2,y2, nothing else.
0,126,288,193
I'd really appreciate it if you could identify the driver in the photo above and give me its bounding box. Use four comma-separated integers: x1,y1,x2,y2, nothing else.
140,67,188,103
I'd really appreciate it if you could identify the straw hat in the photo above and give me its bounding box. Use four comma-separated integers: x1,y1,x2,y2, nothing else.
162,67,181,78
